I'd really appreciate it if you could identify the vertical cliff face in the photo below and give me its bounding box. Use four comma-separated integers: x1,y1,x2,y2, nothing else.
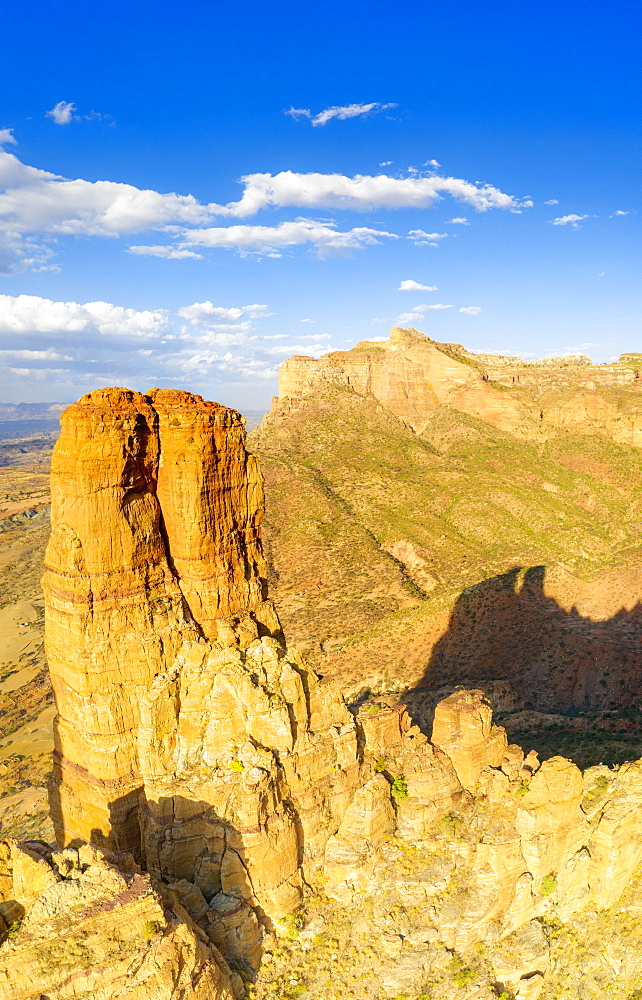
276,326,642,443
42,387,359,923
43,389,194,854
28,386,642,1000
43,389,279,856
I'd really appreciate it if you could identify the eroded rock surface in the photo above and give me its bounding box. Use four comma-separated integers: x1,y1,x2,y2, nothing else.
5,386,642,998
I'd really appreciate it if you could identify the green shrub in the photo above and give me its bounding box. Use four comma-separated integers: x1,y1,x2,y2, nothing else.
229,760,244,772
448,956,476,985
540,874,557,896
391,775,408,801
143,920,161,939
282,912,304,939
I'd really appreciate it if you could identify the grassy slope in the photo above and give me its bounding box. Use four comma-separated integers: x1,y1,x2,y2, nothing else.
251,385,642,761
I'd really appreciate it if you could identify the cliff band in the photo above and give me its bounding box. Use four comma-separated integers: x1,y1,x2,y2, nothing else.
278,326,642,443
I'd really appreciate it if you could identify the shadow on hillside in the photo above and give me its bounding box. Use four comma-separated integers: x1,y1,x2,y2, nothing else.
400,565,642,769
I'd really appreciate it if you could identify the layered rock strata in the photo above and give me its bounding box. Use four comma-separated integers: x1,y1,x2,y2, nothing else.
42,387,357,922
277,326,642,443
3,385,641,999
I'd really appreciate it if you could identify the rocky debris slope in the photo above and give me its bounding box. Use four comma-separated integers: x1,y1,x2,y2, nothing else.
5,387,642,998
0,839,237,1000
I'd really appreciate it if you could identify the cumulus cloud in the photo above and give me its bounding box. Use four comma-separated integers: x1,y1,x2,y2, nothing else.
46,101,77,125
407,229,448,246
425,159,441,168
177,302,271,325
0,292,289,390
398,279,438,291
0,293,170,339
0,148,528,270
285,102,397,126
218,170,526,217
544,199,559,205
0,129,16,146
612,209,630,216
550,214,590,229
0,148,216,241
181,219,396,257
448,217,469,225
459,306,481,315
128,245,204,259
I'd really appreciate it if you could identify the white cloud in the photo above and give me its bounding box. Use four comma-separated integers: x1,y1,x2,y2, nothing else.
550,214,590,229
0,348,73,360
46,101,77,125
285,102,397,126
177,302,271,325
398,303,453,323
425,159,441,168
0,293,169,339
219,170,526,217
544,199,559,205
459,306,481,315
300,317,314,322
398,279,438,291
407,229,449,246
0,129,16,146
0,292,286,389
181,219,396,257
0,148,528,271
612,209,630,216
128,245,204,259
380,160,393,166
447,217,469,225
0,148,215,237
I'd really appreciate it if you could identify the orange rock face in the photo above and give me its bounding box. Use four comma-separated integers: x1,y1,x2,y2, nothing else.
43,387,362,922
36,386,642,999
278,326,642,444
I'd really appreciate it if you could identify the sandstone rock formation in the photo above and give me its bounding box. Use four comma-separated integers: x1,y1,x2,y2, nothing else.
5,386,642,998
278,326,642,444
0,839,238,1000
251,332,642,758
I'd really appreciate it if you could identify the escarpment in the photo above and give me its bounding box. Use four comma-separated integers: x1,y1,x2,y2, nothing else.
277,326,642,444
5,386,642,998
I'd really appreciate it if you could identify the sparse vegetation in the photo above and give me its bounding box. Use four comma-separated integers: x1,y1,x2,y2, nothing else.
390,775,408,801
540,874,557,896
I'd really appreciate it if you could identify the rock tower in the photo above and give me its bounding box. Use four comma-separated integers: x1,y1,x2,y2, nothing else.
43,387,358,922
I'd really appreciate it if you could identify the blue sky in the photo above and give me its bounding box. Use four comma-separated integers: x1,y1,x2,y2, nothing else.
0,0,639,408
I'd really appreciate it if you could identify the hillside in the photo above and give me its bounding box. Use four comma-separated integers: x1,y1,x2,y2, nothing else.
250,329,642,766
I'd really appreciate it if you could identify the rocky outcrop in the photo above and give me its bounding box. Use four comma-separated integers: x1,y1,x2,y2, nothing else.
42,388,359,924
0,839,237,1000
276,326,642,444
6,385,642,999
